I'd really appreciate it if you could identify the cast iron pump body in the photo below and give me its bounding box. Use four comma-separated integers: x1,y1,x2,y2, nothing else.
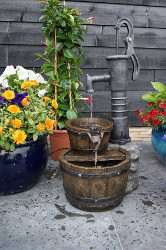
86,18,140,145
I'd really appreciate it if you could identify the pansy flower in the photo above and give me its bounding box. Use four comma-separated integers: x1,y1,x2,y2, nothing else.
11,92,28,108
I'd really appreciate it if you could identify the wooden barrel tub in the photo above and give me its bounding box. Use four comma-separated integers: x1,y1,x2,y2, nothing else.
66,118,113,152
59,149,131,212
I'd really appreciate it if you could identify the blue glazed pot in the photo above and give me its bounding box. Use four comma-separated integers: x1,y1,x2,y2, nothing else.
152,125,166,165
0,135,48,195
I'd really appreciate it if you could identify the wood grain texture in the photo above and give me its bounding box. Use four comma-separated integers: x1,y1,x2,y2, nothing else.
1,0,166,126
69,0,166,7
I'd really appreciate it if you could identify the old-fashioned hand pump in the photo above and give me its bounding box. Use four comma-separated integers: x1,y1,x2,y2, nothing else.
86,18,140,144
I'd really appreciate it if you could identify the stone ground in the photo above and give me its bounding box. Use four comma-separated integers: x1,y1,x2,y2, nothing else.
0,142,166,250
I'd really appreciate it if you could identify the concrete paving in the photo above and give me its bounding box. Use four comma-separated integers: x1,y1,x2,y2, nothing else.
0,142,166,250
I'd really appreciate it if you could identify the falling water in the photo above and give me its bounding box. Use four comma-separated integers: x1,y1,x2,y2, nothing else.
90,94,93,119
94,141,100,168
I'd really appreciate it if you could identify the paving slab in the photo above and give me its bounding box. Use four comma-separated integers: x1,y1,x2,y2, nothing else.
0,142,165,250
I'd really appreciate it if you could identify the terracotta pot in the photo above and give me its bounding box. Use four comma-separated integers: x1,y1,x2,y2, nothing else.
49,130,70,161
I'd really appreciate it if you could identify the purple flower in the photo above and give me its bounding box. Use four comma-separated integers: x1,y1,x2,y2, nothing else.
11,92,28,107
163,134,166,140
0,96,6,104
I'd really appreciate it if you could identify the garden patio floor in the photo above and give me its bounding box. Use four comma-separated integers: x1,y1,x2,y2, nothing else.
0,142,166,250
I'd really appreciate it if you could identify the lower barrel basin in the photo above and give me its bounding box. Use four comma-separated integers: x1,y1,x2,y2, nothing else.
66,118,113,152
59,148,131,212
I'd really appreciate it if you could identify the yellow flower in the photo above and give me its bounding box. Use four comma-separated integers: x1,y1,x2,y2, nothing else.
38,123,45,133
21,81,32,89
12,130,26,144
2,90,15,101
9,128,13,132
52,100,58,109
30,80,39,88
43,97,51,102
26,95,30,99
0,127,4,136
12,119,22,128
7,105,21,113
21,98,29,106
4,119,10,126
45,118,53,130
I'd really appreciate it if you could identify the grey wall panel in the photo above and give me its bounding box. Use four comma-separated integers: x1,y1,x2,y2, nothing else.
0,0,166,126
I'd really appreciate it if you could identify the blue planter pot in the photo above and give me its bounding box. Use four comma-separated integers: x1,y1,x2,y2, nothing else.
152,126,166,165
0,135,48,195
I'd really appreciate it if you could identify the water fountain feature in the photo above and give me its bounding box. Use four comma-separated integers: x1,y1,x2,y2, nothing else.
59,18,140,211
86,18,140,144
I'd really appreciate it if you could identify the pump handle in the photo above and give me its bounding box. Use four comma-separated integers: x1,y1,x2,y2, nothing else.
115,18,140,81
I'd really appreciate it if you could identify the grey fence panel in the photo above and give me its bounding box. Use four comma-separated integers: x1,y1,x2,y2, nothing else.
0,0,166,126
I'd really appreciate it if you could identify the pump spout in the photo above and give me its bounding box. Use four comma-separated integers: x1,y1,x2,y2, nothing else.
86,74,110,94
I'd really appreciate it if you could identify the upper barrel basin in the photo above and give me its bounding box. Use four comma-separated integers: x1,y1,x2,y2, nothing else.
66,118,113,152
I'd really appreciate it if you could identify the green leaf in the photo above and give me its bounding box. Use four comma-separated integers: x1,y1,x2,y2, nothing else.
4,141,10,151
39,14,47,22
64,41,73,48
64,49,74,59
72,81,79,90
10,143,15,152
60,79,71,90
0,139,4,147
28,119,34,125
35,53,43,57
58,121,66,129
45,37,52,47
142,93,157,103
58,103,70,111
60,20,66,27
44,69,54,76
55,42,64,52
151,82,165,93
27,128,36,133
69,15,75,25
66,109,77,120
33,133,38,141
68,33,78,41
58,110,64,117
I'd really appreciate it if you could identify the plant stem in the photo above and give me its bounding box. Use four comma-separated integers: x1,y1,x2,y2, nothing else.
68,63,72,110
54,25,58,129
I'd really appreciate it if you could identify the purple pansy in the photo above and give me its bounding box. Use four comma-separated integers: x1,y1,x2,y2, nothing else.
11,92,28,107
0,96,6,104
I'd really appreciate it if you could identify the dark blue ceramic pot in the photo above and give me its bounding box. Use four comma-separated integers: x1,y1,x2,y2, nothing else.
0,135,48,195
152,125,166,165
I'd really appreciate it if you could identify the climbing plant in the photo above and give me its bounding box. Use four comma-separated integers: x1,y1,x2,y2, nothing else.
36,0,91,129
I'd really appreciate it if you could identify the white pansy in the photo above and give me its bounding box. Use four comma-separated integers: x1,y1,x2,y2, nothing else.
1,79,9,88
16,65,25,71
28,70,38,81
2,65,16,76
0,75,6,84
17,69,29,80
36,73,47,84
38,89,47,98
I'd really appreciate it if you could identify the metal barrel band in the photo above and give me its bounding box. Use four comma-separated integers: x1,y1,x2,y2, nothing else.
60,164,130,179
66,196,123,212
64,189,125,203
71,147,108,153
67,128,110,136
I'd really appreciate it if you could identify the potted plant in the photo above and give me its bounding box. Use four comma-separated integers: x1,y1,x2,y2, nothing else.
0,65,58,195
137,81,166,165
36,0,93,160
